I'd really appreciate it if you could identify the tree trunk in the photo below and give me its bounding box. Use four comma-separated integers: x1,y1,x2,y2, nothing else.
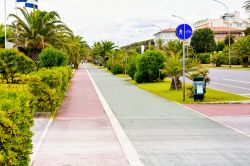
242,57,249,68
170,77,182,90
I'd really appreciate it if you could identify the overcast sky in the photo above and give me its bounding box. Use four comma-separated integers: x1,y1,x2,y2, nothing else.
0,0,249,46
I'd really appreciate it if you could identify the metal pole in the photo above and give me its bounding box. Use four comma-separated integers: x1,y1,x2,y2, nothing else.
183,24,186,101
212,0,231,68
4,0,7,49
228,18,231,68
125,49,128,75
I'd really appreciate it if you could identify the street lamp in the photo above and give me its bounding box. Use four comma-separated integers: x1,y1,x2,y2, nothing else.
122,38,131,75
172,14,187,101
213,0,231,68
4,0,7,49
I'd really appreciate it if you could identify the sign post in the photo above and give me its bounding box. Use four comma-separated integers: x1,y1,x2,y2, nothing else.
175,24,193,101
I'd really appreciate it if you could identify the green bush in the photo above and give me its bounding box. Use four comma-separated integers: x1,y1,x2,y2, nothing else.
211,52,227,67
0,84,33,165
134,50,165,83
0,49,36,83
38,47,68,68
111,64,124,74
196,53,211,64
29,67,72,112
216,41,225,51
127,61,136,79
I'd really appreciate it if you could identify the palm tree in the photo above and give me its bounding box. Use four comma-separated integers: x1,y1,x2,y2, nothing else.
244,0,250,13
92,40,116,66
165,40,182,55
63,36,87,69
231,36,250,67
164,52,183,90
9,7,72,61
155,38,165,51
163,52,201,90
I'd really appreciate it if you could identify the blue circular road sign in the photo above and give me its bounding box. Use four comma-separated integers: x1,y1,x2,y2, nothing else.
176,24,193,40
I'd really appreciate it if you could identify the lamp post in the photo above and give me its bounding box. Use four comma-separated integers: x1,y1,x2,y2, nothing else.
172,14,187,101
4,0,7,49
123,38,131,75
213,0,231,68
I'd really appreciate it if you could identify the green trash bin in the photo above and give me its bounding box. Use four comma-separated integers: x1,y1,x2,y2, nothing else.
193,76,206,101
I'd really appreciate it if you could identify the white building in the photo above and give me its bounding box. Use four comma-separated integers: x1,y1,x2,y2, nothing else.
194,11,250,30
153,28,179,42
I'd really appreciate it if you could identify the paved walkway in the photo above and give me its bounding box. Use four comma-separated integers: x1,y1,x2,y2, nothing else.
87,64,250,166
185,104,250,136
32,67,129,165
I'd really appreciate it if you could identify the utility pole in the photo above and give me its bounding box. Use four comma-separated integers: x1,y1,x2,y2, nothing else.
4,0,7,49
213,0,231,68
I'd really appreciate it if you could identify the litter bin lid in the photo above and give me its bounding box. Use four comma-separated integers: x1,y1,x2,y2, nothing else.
193,76,204,81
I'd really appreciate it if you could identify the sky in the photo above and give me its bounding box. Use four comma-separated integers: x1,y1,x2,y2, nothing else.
0,0,249,46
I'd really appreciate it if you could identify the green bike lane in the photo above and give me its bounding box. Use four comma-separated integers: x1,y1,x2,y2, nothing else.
86,64,250,166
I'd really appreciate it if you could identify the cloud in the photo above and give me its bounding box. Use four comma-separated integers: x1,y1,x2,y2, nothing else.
0,0,248,46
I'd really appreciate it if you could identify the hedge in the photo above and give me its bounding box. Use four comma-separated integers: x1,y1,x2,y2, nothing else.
0,84,33,165
0,49,36,84
0,65,72,165
29,66,72,112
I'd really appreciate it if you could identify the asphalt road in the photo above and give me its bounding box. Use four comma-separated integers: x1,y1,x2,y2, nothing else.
207,68,250,97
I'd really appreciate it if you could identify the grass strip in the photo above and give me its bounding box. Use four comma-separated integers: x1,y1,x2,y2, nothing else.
128,79,250,104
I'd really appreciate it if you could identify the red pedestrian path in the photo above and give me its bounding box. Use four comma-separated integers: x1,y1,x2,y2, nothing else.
32,67,129,166
185,104,250,117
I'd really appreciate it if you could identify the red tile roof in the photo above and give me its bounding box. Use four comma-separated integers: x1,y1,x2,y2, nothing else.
154,28,176,35
160,28,176,33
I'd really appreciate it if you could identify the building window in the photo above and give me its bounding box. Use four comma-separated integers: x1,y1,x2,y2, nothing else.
237,23,242,28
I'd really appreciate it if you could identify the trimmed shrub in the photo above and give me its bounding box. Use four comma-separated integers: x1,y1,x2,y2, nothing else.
38,47,68,68
111,64,124,75
0,84,33,165
29,67,72,112
134,50,165,83
0,49,36,83
211,52,227,67
196,53,211,64
127,61,136,79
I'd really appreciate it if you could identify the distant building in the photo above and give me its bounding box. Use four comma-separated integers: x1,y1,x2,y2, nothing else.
210,27,243,42
193,11,249,42
153,28,179,42
194,11,250,30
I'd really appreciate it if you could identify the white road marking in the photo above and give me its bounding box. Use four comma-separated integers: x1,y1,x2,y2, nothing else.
212,78,250,84
30,119,53,166
210,82,250,91
85,64,144,166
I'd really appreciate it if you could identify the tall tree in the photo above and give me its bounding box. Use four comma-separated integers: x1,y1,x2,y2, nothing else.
244,27,250,36
190,28,216,53
244,0,250,13
224,35,235,46
62,36,87,69
231,36,250,67
92,40,116,66
0,24,13,48
9,8,72,61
